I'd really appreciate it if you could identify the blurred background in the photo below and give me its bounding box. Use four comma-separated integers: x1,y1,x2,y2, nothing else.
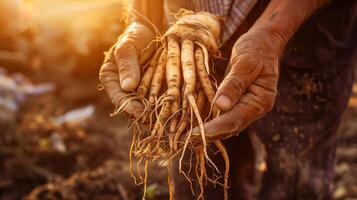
0,0,355,199
0,0,168,199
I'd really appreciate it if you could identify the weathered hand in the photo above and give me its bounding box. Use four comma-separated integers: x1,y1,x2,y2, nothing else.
99,22,155,117
193,28,284,141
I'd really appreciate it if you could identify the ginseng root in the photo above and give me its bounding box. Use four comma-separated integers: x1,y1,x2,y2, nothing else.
113,10,230,200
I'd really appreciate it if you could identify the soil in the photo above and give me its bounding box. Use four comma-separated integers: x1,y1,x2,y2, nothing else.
0,77,169,200
0,70,356,200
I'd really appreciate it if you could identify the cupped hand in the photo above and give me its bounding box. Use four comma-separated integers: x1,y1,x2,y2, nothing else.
193,27,285,141
99,22,156,117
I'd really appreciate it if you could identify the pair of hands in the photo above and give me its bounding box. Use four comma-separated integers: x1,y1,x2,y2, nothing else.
99,21,283,141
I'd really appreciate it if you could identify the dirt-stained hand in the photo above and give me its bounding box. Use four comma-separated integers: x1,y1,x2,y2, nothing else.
99,22,156,117
192,28,284,141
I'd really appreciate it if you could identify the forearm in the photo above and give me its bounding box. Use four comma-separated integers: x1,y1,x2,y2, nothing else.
129,0,167,32
252,0,329,54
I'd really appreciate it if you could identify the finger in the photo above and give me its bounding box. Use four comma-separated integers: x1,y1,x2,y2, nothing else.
114,38,141,92
214,52,264,111
125,22,156,66
99,61,144,118
191,85,275,141
114,22,156,92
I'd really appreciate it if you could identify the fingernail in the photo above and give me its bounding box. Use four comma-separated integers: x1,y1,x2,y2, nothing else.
215,95,231,110
122,77,134,90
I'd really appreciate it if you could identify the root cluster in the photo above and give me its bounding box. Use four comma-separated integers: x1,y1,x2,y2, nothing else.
112,11,230,200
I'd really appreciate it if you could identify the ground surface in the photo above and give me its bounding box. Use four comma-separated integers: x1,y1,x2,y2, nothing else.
0,73,169,200
0,71,356,200
0,0,354,199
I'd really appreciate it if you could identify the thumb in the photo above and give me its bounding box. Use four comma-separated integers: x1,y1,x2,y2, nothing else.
114,39,140,92
214,57,263,111
114,22,156,92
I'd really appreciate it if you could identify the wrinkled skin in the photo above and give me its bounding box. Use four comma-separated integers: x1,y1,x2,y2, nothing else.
99,22,155,117
189,0,328,141
100,0,328,138
191,27,282,141
99,12,220,117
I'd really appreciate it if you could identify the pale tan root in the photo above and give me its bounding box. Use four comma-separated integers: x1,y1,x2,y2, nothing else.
180,38,197,125
179,95,189,125
135,156,144,185
129,125,139,184
134,123,146,149
188,95,218,173
163,25,218,54
165,36,181,98
148,98,170,140
173,88,205,151
179,107,194,172
214,141,229,200
148,49,167,105
167,159,175,200
195,47,219,117
179,38,202,175
177,88,206,196
197,150,206,200
173,118,188,151
159,35,181,154
209,75,218,89
110,94,137,117
169,101,179,133
196,89,206,113
196,42,210,74
152,101,172,152
168,101,182,151
128,17,228,199
137,47,163,98
146,95,165,129
183,148,195,195
181,39,196,97
165,36,181,121
142,160,149,200
206,176,225,188
129,101,152,130
178,38,221,199
136,99,171,151
179,38,200,156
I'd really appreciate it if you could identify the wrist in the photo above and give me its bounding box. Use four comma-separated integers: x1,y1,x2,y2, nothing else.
129,0,167,34
249,0,329,56
128,20,159,37
246,25,287,57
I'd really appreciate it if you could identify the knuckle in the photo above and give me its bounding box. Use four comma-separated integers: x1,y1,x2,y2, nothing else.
113,42,125,56
114,40,136,58
99,63,116,79
224,76,245,95
103,45,116,63
99,70,106,82
227,120,240,134
258,91,276,112
118,60,130,74
226,111,246,133
265,100,274,112
267,96,276,112
99,64,110,80
111,93,122,105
